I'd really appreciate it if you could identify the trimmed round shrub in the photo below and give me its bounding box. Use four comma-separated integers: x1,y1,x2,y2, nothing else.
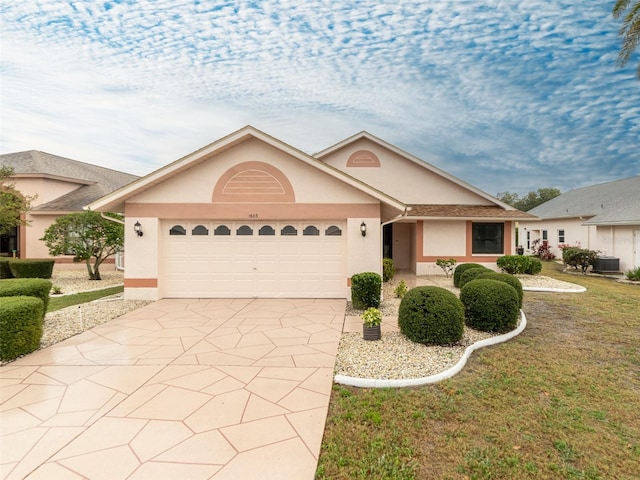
0,278,52,315
0,259,14,279
0,296,44,362
458,267,490,288
525,257,542,275
477,271,524,308
497,255,530,274
453,263,484,288
460,279,520,333
351,272,382,309
398,286,464,345
8,259,55,279
382,258,395,282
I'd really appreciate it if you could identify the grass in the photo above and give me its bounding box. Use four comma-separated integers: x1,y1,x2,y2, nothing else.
47,286,124,312
316,262,640,479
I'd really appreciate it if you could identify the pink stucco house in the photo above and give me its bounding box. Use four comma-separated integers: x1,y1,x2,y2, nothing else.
0,150,138,261
88,126,534,300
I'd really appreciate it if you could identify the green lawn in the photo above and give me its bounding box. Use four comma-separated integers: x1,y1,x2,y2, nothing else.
47,286,124,312
316,263,640,479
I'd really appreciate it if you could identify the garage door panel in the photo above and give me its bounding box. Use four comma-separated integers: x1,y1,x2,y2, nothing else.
162,221,346,298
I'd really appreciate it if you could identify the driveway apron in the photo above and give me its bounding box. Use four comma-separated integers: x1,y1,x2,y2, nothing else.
0,298,345,480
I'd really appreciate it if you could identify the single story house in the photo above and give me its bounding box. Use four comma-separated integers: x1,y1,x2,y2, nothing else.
88,126,535,300
522,175,640,272
0,150,138,260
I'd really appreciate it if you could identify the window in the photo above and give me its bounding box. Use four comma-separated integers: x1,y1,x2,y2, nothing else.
527,231,531,249
325,225,342,236
558,229,565,243
303,225,320,236
281,225,297,236
214,225,231,236
472,223,504,254
259,225,275,236
237,225,253,236
170,225,186,235
542,230,548,241
192,225,209,236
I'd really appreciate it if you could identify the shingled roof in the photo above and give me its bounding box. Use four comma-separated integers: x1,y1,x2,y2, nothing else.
407,204,536,220
0,150,138,211
527,176,640,226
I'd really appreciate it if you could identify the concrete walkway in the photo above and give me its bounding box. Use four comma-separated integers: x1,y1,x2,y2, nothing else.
0,298,345,480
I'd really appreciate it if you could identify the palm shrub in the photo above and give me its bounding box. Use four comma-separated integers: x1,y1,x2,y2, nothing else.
453,263,484,288
458,267,490,288
351,272,382,309
0,296,44,362
382,258,396,282
477,271,524,308
460,279,520,333
398,286,464,345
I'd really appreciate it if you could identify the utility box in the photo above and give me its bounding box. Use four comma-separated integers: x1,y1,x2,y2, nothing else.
593,256,620,274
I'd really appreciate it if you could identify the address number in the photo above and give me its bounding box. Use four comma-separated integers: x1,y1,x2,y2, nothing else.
249,213,259,218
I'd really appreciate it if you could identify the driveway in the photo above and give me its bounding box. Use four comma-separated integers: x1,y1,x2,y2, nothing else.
0,298,345,480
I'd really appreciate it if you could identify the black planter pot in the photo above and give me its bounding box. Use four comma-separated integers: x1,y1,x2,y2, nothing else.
363,324,381,341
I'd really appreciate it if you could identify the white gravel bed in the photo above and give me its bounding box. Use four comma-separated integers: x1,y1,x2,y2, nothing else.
41,296,151,349
50,268,124,295
334,328,495,380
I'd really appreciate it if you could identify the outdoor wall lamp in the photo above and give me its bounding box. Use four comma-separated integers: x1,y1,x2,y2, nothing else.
360,221,367,237
134,221,144,237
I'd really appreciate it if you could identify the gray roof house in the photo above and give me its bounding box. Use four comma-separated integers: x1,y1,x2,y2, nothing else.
523,176,640,272
0,150,138,259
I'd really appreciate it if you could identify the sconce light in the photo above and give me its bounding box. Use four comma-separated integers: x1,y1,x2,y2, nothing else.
134,221,143,237
360,221,367,237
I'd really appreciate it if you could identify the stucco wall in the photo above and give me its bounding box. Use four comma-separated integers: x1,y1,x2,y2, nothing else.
522,218,596,259
596,225,639,272
321,138,492,205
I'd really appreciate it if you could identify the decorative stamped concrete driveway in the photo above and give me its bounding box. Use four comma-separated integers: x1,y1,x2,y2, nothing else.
0,298,345,480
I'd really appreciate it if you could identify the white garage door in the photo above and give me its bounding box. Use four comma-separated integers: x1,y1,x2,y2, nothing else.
161,221,347,298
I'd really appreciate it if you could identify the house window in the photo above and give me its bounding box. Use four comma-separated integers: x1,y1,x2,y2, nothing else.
214,225,231,236
281,225,297,236
303,225,320,236
0,227,18,256
192,225,208,236
170,225,186,235
237,225,253,236
542,230,548,241
558,229,565,243
472,223,504,254
325,225,342,236
259,225,275,236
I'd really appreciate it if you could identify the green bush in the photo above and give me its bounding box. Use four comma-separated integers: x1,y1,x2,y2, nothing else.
0,278,52,314
8,259,55,279
497,255,530,274
394,280,408,298
458,267,490,288
460,279,520,333
0,259,14,279
351,272,382,309
626,267,640,282
562,247,599,273
453,263,484,288
525,257,542,275
477,271,524,308
0,296,44,362
382,258,395,282
398,286,464,345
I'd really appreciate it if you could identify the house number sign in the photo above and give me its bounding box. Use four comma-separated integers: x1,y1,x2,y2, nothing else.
249,213,259,218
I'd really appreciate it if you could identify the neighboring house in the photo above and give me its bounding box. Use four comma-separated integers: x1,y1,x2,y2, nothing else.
523,176,640,272
88,126,535,300
0,150,139,260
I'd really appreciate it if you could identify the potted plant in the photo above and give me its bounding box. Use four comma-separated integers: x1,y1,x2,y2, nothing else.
362,307,382,341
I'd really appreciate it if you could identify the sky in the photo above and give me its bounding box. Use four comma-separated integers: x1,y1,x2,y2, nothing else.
1,0,638,197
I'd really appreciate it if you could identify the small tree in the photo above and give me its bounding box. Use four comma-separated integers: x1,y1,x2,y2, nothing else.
0,166,35,235
41,211,124,280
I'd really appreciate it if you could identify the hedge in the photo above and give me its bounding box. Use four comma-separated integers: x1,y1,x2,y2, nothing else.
460,279,520,333
453,263,485,288
8,259,55,279
458,267,490,288
351,272,382,309
477,271,524,308
0,278,52,314
0,296,44,362
0,259,13,279
398,286,464,345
